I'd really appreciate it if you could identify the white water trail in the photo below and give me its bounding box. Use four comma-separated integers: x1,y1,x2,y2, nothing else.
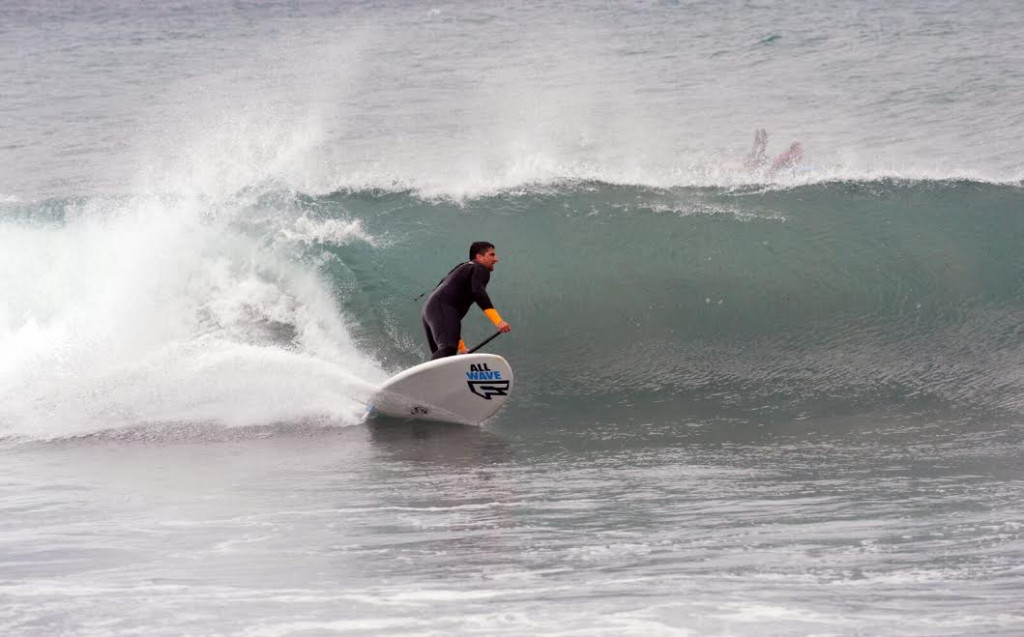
0,191,383,441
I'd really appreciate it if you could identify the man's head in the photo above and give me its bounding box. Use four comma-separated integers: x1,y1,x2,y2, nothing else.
470,241,498,271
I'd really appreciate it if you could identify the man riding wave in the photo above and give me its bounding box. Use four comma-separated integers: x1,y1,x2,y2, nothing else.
421,241,512,360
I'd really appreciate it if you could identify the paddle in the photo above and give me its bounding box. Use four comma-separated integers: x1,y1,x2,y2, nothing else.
467,330,503,354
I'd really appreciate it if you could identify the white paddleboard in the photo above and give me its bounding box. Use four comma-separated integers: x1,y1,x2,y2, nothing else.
368,353,513,426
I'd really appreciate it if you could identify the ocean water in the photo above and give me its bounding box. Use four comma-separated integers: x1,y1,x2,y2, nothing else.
2,1,1024,635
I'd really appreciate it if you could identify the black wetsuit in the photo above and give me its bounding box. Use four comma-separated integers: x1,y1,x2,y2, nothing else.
421,261,494,359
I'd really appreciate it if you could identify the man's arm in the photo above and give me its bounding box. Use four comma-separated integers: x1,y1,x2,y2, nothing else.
484,309,511,333
471,265,511,333
469,265,494,311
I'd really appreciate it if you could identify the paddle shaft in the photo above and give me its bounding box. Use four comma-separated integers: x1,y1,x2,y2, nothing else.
467,330,503,354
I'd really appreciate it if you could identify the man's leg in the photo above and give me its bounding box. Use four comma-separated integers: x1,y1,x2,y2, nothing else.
423,302,461,359
422,317,438,357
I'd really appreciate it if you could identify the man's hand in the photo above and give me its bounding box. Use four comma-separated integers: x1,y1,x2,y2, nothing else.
497,321,511,333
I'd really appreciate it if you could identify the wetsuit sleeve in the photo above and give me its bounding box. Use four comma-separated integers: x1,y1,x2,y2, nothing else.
483,308,503,326
469,264,494,311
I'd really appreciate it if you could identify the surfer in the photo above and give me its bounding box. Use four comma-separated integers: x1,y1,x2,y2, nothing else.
743,128,768,170
744,129,803,175
769,141,804,173
421,241,511,360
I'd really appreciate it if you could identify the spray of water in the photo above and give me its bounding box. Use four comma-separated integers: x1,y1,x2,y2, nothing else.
0,108,386,440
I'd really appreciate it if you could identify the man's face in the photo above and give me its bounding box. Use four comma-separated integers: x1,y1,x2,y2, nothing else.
475,247,498,271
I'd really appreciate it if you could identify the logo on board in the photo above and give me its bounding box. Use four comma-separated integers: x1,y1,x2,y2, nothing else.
466,362,509,400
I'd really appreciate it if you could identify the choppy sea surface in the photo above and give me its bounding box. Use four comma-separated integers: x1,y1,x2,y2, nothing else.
2,2,1024,635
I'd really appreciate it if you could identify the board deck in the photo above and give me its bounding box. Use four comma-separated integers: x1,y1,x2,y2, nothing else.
368,353,513,425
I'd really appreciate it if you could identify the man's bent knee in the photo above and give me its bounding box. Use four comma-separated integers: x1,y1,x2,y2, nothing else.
431,345,459,360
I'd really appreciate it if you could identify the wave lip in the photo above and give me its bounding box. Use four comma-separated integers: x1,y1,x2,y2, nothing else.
308,166,1024,202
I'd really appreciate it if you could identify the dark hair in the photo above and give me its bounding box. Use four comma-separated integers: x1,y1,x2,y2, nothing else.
469,241,495,260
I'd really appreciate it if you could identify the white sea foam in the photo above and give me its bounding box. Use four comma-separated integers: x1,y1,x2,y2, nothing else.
276,216,374,247
7,3,1019,203
0,195,384,440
